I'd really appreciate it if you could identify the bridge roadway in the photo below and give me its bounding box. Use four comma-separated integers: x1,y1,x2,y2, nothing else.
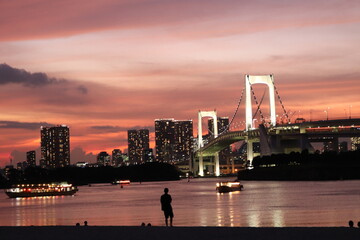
196,118,360,157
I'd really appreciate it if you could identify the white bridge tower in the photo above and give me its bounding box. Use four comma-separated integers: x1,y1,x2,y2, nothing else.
245,75,277,166
197,110,220,176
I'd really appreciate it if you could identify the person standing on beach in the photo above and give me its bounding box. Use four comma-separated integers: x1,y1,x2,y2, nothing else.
160,188,174,226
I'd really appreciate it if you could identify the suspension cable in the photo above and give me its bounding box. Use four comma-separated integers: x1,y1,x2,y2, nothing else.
208,86,245,136
250,84,265,124
270,76,290,123
252,88,266,120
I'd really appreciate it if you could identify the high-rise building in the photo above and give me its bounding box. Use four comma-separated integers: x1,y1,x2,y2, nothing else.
155,119,175,162
41,125,70,168
112,149,123,167
128,129,149,163
26,150,36,167
97,151,111,166
208,117,229,135
173,120,193,162
155,119,193,162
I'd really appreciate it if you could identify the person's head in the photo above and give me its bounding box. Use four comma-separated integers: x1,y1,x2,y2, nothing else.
164,188,169,193
76,223,80,226
357,221,360,228
141,222,146,226
84,221,88,226
349,220,354,227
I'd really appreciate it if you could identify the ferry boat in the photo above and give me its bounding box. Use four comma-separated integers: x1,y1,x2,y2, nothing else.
112,179,131,185
4,182,78,198
216,181,243,193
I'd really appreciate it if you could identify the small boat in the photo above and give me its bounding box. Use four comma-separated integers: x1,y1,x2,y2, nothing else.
4,182,78,198
112,180,131,185
216,181,243,193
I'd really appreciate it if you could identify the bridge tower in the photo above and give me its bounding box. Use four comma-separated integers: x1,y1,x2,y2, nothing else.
245,75,276,166
197,110,220,176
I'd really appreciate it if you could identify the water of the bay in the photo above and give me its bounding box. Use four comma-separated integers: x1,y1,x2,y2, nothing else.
0,178,359,227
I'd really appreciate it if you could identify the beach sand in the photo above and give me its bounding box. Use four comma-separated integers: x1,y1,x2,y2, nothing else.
1,226,360,240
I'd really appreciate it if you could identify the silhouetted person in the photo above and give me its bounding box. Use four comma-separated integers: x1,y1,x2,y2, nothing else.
141,222,146,226
358,221,360,228
84,221,88,226
160,188,173,226
349,220,354,227
147,223,152,227
76,223,80,226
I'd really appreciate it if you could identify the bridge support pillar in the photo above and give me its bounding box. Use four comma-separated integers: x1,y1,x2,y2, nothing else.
199,152,204,176
214,152,220,176
247,139,254,168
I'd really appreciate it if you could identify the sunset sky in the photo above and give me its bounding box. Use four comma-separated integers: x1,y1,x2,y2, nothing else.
1,0,360,166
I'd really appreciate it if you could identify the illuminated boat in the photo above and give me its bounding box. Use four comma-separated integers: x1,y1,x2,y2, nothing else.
216,181,243,193
4,182,78,198
112,180,131,185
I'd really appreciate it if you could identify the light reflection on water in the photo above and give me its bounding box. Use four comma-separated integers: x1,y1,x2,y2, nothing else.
0,178,359,227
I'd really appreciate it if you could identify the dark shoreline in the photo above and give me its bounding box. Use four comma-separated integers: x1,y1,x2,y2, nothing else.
1,226,360,240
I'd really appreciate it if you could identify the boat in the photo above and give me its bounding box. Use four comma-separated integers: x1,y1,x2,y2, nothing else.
4,182,78,198
216,181,243,193
112,180,131,185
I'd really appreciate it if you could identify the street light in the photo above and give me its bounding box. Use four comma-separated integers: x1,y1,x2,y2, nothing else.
324,107,330,121
349,105,352,119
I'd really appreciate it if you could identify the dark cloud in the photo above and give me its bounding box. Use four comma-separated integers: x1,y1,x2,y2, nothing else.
10,147,41,165
77,85,88,94
0,63,65,87
0,121,52,129
70,147,96,163
90,125,154,133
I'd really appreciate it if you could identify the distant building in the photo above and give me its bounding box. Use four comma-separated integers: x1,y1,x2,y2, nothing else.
112,149,123,167
4,165,14,178
143,148,154,162
26,151,36,167
155,119,193,163
87,163,100,168
121,154,130,165
75,162,88,168
17,161,28,171
39,159,47,169
97,151,111,166
128,129,149,163
339,141,348,152
351,137,360,150
323,141,337,152
41,125,70,168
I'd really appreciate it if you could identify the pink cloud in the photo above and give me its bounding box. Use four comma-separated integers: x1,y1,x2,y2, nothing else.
1,0,360,41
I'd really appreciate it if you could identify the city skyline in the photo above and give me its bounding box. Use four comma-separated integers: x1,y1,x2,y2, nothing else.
1,0,360,166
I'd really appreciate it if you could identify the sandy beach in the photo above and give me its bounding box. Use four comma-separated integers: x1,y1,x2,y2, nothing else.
1,226,360,240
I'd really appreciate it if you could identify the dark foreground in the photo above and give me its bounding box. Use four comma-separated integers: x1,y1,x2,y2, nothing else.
1,226,360,240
